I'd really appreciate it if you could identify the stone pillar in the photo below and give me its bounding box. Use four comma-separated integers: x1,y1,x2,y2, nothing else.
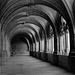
0,31,11,65
0,23,1,65
5,36,10,57
1,31,6,65
69,34,74,56
0,23,1,56
69,34,75,71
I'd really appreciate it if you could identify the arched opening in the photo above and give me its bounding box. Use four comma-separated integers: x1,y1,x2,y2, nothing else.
57,16,70,56
10,34,29,56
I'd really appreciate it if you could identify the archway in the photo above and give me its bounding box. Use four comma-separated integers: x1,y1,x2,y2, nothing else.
10,34,29,56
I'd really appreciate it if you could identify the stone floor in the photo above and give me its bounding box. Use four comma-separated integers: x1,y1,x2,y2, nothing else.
0,55,75,75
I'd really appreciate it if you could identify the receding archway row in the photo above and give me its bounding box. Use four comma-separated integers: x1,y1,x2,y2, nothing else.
0,0,75,71
0,0,74,56
9,26,40,56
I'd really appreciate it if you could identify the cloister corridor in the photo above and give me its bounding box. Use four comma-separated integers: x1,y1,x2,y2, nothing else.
1,0,75,75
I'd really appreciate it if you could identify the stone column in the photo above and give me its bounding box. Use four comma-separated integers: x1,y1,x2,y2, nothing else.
5,36,10,57
0,23,1,65
69,34,74,56
1,31,5,65
0,23,1,56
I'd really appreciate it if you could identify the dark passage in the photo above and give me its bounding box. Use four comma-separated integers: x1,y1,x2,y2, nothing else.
10,34,29,56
